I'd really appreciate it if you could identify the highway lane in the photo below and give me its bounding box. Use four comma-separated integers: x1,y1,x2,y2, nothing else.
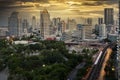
87,43,116,80
87,44,110,80
98,48,112,80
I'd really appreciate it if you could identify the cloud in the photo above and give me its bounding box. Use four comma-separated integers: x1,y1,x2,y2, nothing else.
84,1,103,6
81,1,118,6
0,0,118,26
0,0,49,2
0,0,49,10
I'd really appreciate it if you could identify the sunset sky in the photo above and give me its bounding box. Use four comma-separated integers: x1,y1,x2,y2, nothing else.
0,0,119,26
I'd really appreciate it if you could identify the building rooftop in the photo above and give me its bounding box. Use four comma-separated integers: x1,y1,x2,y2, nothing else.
42,8,48,13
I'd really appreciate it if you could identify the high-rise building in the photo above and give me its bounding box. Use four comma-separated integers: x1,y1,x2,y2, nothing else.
61,20,66,33
8,11,22,37
52,17,61,33
83,25,92,39
99,24,107,38
22,19,29,32
40,9,51,39
49,24,54,35
86,18,92,25
56,17,61,24
51,18,57,34
98,18,103,24
72,24,84,41
52,18,57,27
22,19,29,36
67,19,76,31
104,8,114,25
32,16,36,31
54,20,66,35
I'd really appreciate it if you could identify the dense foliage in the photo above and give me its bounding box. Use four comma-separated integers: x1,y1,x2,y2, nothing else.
0,38,100,80
0,40,85,80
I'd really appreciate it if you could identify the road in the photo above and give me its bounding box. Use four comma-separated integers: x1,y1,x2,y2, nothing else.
98,48,112,80
87,44,110,80
67,62,86,80
87,43,115,80
0,67,9,80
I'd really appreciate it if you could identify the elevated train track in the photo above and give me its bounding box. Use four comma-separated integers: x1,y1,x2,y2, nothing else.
87,43,116,80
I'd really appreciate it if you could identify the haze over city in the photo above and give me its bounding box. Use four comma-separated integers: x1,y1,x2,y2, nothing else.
0,0,119,80
0,0,119,26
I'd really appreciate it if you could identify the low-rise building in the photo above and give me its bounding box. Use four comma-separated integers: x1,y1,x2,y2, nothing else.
62,31,72,41
0,27,8,38
108,33,117,42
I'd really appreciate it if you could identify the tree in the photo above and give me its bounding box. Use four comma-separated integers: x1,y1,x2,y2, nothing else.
0,39,7,48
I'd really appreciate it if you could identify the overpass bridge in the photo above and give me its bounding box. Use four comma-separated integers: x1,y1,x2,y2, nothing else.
65,42,106,47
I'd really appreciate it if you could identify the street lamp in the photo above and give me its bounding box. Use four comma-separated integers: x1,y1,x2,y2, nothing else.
42,64,45,67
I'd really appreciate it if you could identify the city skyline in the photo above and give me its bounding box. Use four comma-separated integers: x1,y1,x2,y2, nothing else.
0,0,119,26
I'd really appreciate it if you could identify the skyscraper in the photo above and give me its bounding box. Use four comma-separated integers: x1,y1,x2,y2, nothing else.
98,18,103,24
83,25,92,39
40,9,51,39
52,17,61,34
52,18,57,27
86,18,92,25
32,16,36,31
67,19,76,31
99,24,107,38
61,20,66,33
22,19,29,34
104,8,114,25
8,11,22,37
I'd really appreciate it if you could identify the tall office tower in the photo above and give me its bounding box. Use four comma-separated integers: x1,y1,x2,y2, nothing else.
99,24,107,38
52,18,60,26
52,17,61,34
86,18,92,25
98,18,103,24
95,24,99,34
57,23,61,31
56,17,61,31
49,24,54,35
52,18,57,34
56,21,66,35
83,25,92,39
32,16,36,31
56,17,61,24
61,20,66,33
104,8,114,25
67,19,76,31
22,19,29,33
40,9,51,39
8,11,22,37
72,24,84,41
52,18,57,27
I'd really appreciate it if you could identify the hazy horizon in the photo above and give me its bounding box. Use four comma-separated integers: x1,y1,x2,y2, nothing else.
0,0,119,26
